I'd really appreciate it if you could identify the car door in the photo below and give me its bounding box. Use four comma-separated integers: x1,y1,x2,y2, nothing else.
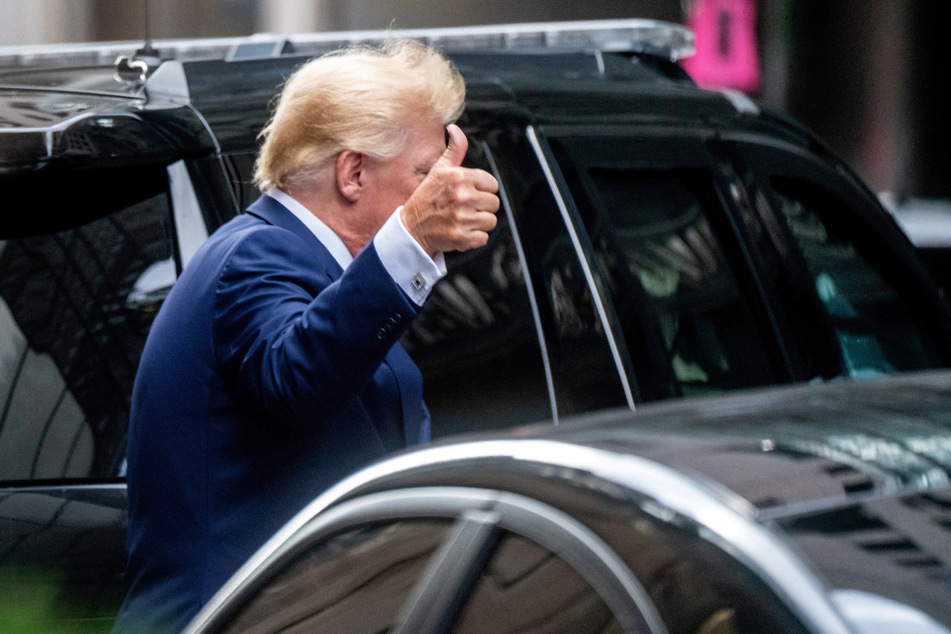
0,153,234,632
0,160,182,631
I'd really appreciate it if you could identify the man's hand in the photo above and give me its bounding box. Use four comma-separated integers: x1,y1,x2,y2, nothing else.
401,124,500,256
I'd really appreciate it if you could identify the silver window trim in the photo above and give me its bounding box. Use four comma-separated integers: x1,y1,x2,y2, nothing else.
481,141,560,423
167,159,209,269
526,125,637,411
186,485,667,634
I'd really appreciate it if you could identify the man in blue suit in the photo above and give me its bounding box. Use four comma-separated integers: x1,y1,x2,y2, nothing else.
115,39,499,633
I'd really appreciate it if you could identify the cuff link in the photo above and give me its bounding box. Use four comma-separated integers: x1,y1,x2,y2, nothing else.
411,273,426,292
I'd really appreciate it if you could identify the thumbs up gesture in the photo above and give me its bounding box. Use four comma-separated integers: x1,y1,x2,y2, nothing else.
401,124,500,256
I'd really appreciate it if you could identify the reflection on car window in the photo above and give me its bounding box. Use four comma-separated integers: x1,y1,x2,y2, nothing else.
723,165,843,382
588,169,776,397
770,178,936,376
495,132,630,416
403,143,553,436
549,135,776,400
451,530,622,633
0,181,174,480
219,520,452,634
582,498,810,634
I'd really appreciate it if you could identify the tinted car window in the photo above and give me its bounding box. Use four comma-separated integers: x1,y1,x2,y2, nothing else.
770,177,937,375
451,530,622,633
0,167,175,480
718,164,843,382
492,129,631,416
403,141,553,436
549,136,777,400
207,487,664,634
722,139,951,380
219,519,453,634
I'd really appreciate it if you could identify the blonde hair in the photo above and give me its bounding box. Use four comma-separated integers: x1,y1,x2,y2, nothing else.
254,38,465,192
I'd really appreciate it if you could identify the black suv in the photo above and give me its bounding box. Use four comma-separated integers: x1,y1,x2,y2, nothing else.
1,19,950,631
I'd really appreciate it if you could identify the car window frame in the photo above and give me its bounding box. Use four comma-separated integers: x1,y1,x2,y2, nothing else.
186,486,666,634
527,125,639,409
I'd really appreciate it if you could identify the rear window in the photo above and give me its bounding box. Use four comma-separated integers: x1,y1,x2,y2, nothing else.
0,166,176,480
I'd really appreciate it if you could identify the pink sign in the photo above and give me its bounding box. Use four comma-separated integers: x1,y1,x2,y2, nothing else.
682,0,761,94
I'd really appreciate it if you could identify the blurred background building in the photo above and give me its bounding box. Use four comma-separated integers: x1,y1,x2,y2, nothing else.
1,0,947,203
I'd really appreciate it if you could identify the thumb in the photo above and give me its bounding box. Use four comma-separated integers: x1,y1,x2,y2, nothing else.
437,123,468,168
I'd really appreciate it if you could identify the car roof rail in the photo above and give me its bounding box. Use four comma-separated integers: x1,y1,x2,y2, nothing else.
0,18,694,71
285,19,694,60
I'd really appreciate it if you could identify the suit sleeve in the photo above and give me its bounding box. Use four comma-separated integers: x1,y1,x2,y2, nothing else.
212,226,418,426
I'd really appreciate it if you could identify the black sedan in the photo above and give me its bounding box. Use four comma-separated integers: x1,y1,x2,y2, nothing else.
182,371,951,634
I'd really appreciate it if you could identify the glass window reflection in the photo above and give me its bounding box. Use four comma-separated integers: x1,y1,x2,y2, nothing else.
403,142,556,435
770,178,937,376
451,531,622,633
219,520,452,634
494,131,630,416
549,136,776,400
0,171,174,480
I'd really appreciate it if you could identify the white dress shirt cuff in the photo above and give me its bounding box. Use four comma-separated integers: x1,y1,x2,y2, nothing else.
374,207,447,306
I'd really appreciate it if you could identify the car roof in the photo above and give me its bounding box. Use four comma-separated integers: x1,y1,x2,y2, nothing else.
0,18,801,171
0,53,792,171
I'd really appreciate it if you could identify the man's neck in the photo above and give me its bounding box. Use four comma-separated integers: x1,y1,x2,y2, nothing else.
282,186,369,257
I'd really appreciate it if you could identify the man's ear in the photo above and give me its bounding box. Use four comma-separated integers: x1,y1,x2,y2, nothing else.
335,150,364,202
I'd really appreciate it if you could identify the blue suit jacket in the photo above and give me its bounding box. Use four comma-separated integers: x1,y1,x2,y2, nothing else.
115,195,430,633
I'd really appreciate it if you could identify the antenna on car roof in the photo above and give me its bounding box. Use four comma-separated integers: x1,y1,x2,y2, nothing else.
115,0,164,84
134,0,163,65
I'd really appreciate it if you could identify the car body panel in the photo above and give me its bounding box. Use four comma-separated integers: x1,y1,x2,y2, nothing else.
184,371,951,633
0,82,215,173
0,483,127,630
